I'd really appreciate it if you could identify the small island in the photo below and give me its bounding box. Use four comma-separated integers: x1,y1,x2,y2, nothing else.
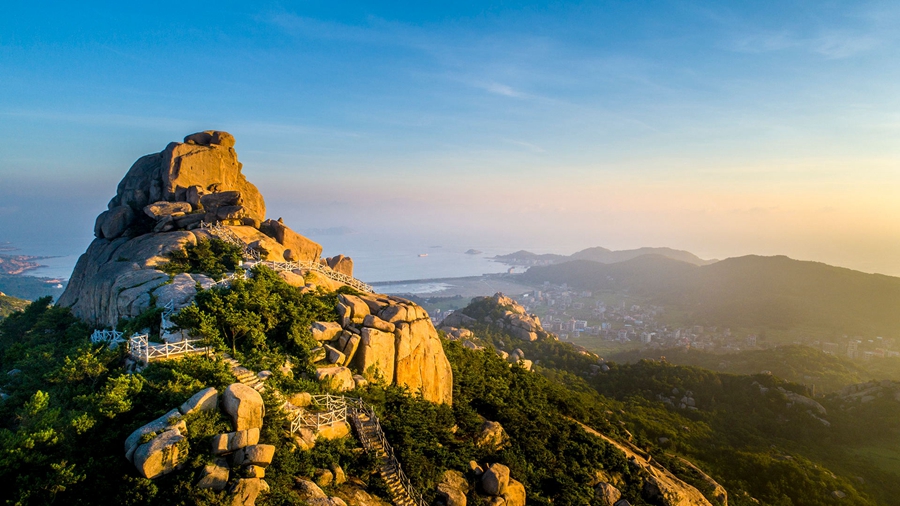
464,249,483,255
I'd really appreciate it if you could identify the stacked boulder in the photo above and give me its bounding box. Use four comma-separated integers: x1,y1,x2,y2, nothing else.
59,131,354,328
441,293,552,342
123,386,219,479
123,383,275,506
435,464,526,506
309,293,453,405
97,130,266,237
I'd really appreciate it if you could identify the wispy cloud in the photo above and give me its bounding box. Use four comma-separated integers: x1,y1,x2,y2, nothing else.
479,81,532,99
731,29,880,59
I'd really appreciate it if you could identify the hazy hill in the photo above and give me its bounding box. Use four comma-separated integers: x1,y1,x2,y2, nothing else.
570,246,716,266
495,246,714,266
0,292,28,318
521,254,900,336
0,274,65,301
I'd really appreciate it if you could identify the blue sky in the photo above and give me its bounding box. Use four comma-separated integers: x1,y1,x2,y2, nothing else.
1,1,898,277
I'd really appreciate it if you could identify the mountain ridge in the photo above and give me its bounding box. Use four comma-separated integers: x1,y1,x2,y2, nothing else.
521,253,900,336
495,246,716,267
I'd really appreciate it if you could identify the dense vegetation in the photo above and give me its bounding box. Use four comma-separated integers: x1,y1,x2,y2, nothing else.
521,255,900,337
442,297,899,505
608,345,900,393
2,269,899,505
161,238,244,281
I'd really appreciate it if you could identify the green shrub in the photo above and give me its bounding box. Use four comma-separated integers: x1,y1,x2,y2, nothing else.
161,238,243,281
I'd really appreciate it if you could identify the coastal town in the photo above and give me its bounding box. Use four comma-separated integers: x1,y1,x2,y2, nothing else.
430,282,900,364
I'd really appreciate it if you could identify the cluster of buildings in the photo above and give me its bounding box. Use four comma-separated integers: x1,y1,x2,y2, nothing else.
822,337,900,361
517,285,748,350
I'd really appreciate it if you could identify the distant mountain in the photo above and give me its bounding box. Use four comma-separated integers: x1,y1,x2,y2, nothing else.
521,254,900,336
494,246,715,266
570,246,716,266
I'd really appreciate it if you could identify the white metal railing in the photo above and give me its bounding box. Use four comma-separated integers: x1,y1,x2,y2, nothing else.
253,260,373,293
201,220,373,292
127,333,211,364
91,329,126,348
199,221,261,261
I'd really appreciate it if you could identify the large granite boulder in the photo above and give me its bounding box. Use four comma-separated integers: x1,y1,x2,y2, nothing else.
312,295,453,404
437,470,469,506
260,218,322,262
316,366,355,392
503,479,526,506
595,483,622,506
354,327,395,383
179,387,218,416
482,464,510,496
393,318,453,404
212,428,261,455
475,420,509,450
108,131,265,223
231,477,264,506
197,459,230,491
223,383,265,431
133,428,187,479
124,408,184,462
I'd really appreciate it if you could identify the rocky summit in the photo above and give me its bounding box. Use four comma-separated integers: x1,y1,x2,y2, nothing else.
58,130,452,404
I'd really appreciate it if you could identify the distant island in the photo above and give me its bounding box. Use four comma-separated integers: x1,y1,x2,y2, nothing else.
464,249,482,255
0,253,52,275
494,246,716,267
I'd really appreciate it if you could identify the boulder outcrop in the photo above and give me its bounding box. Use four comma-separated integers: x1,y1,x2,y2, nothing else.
58,131,354,328
440,292,551,343
310,294,453,404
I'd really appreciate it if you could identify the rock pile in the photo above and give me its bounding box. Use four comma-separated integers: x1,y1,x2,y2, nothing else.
123,383,274,506
59,131,352,328
479,463,526,506
442,293,549,342
309,293,453,404
435,463,526,506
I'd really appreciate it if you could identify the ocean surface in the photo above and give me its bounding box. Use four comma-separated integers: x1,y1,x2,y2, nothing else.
6,234,525,285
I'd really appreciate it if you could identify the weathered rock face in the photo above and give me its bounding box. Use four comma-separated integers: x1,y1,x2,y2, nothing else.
106,132,265,232
311,294,453,404
58,131,357,328
260,218,322,262
223,383,265,431
133,428,187,479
